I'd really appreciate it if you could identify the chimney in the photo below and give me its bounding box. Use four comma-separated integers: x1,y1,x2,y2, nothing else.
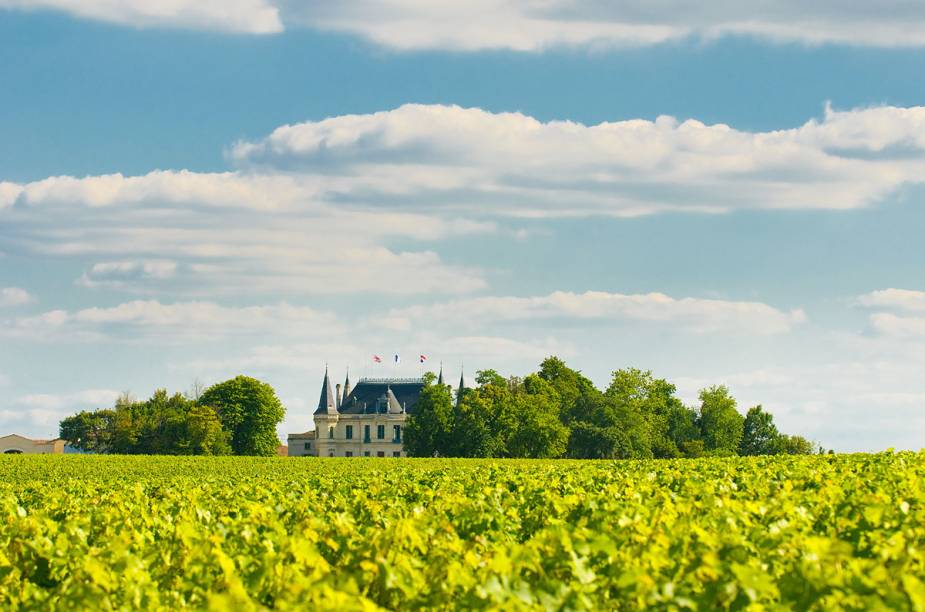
336,383,342,409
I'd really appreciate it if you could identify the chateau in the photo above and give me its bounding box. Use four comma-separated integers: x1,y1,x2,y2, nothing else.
288,366,460,457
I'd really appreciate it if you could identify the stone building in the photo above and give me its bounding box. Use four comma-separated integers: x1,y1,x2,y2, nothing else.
288,366,461,457
0,434,66,454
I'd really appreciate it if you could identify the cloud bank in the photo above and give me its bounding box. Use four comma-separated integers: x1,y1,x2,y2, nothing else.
0,287,33,307
7,1,925,49
4,104,925,298
232,103,925,217
0,0,282,34
859,288,925,338
380,291,806,336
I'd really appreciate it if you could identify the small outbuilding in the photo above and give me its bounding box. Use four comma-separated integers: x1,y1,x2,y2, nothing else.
0,434,66,454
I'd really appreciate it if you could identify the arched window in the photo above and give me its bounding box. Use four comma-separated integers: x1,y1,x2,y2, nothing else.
328,426,335,439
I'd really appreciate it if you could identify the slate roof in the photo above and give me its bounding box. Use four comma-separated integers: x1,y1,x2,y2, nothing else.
314,367,338,415
337,378,425,415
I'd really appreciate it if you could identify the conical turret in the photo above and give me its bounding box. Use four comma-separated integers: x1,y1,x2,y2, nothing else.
313,366,338,415
437,362,444,386
386,386,403,414
342,369,352,403
456,369,466,407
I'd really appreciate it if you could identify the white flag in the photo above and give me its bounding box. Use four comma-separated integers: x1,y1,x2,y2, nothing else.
394,353,400,364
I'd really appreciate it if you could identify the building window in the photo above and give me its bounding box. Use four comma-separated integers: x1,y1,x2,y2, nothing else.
393,451,401,458
377,425,385,439
364,424,371,443
377,451,385,457
328,451,334,457
303,442,311,450
364,451,370,457
346,425,353,440
346,451,353,457
328,426,334,439
393,425,401,443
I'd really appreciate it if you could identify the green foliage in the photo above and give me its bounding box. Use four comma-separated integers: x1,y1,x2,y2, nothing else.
774,434,818,455
408,357,815,460
59,391,230,455
698,385,745,454
1,453,923,609
740,405,781,456
199,376,285,456
403,372,454,457
59,376,285,456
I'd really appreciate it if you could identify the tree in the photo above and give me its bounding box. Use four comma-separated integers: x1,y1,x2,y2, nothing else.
698,385,744,455
773,434,817,455
59,390,231,455
538,356,599,423
667,403,701,457
606,368,680,458
568,421,621,459
404,372,455,457
60,409,116,453
507,375,568,458
178,405,232,455
198,376,285,456
740,405,781,456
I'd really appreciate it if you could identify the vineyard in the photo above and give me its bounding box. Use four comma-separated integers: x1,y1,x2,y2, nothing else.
1,453,923,609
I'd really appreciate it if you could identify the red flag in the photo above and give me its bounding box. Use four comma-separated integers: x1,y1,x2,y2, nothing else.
372,355,382,363
419,355,427,363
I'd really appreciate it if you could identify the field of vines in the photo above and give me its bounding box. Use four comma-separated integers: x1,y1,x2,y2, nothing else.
1,453,924,610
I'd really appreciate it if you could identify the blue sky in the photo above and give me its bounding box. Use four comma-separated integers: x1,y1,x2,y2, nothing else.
2,2,925,451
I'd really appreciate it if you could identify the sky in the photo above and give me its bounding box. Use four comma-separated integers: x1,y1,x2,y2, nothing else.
2,2,925,452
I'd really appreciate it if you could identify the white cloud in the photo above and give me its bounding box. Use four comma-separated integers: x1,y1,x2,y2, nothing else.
285,1,925,50
6,105,925,299
675,359,925,453
869,313,925,338
3,300,346,342
16,388,121,411
0,287,33,307
858,288,925,312
0,0,282,34
232,103,925,218
2,170,490,296
857,288,925,338
0,388,121,436
77,260,178,290
378,290,806,335
6,1,925,48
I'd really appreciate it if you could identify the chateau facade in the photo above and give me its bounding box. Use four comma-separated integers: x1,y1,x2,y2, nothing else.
288,367,459,457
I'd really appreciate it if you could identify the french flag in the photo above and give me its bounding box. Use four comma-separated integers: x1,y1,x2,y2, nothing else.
394,354,401,364
372,355,382,363
419,354,427,363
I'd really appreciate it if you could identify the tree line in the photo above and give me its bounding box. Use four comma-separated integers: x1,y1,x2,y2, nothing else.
405,357,820,459
59,375,285,456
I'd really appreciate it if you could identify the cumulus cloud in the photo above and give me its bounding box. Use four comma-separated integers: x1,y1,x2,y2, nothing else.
286,1,925,50
0,0,282,34
3,300,346,342
868,313,925,338
1,169,490,296
0,287,33,307
77,260,178,290
0,388,122,436
232,103,925,217
6,1,925,49
674,359,925,453
858,288,925,312
378,290,806,335
16,388,121,411
0,287,35,307
5,104,925,299
857,288,925,338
